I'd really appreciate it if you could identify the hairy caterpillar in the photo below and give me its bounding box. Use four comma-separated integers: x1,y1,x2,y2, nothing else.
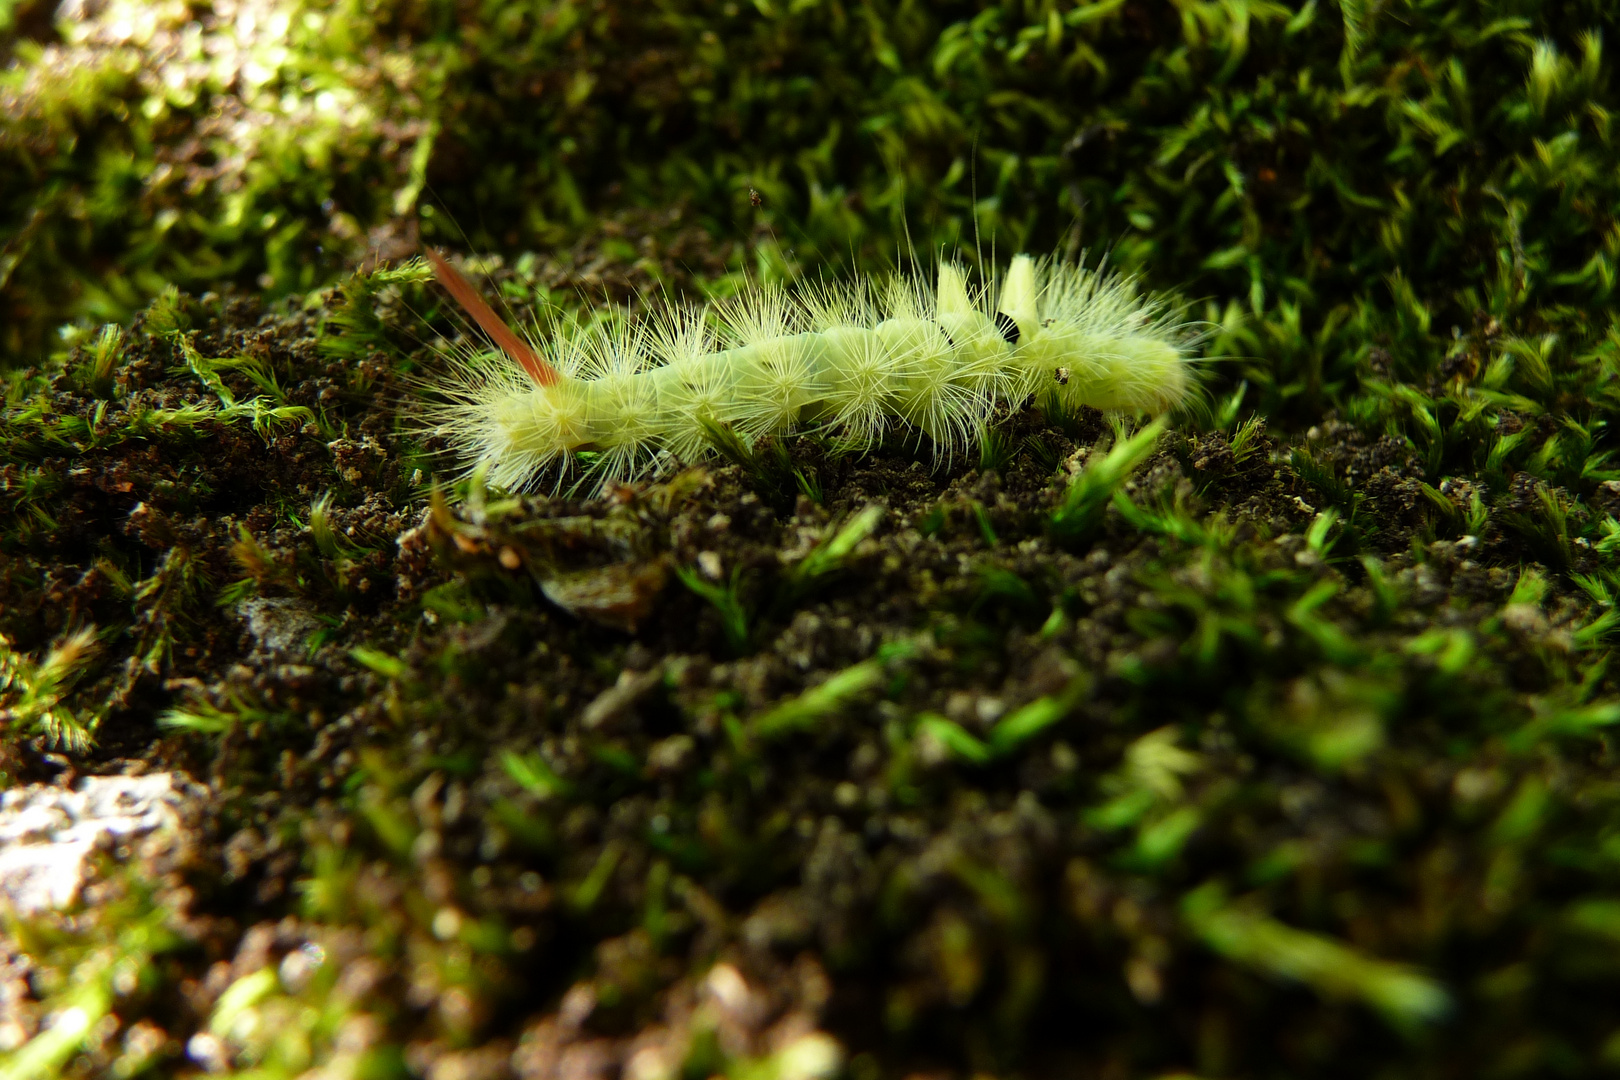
421,249,1201,495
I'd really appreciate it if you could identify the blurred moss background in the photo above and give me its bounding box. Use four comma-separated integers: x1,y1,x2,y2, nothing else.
5,0,1617,425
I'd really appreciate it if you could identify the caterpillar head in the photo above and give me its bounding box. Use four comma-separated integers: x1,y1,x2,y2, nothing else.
1010,260,1198,414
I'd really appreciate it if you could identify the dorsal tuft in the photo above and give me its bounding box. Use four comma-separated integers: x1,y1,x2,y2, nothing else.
997,255,1039,338
936,263,973,316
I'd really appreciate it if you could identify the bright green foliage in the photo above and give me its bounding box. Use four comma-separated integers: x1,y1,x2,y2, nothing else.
1183,883,1452,1028
1051,418,1164,546
751,637,916,740
1,0,1616,439
788,504,886,588
676,565,752,654
0,627,101,751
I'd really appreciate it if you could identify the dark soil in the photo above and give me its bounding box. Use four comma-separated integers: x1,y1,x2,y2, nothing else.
5,271,1620,1080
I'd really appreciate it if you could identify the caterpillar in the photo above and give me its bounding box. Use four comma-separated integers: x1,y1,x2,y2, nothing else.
420,249,1201,495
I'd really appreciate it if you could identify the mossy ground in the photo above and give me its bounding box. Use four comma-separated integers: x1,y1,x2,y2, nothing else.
8,1,1620,1078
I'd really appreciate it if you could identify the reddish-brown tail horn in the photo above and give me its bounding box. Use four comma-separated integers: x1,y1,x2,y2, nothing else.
426,247,558,387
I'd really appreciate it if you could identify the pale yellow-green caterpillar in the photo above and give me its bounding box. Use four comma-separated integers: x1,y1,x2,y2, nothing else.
423,250,1200,494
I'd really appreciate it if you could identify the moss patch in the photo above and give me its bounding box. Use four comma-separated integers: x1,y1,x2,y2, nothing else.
8,1,1620,1078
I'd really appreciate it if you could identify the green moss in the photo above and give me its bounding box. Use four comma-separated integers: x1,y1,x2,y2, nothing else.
11,1,1620,1078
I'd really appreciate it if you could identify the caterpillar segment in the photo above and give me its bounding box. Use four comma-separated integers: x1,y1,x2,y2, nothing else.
424,252,1199,495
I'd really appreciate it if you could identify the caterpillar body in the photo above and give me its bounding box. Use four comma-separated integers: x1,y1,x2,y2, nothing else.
423,250,1200,495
